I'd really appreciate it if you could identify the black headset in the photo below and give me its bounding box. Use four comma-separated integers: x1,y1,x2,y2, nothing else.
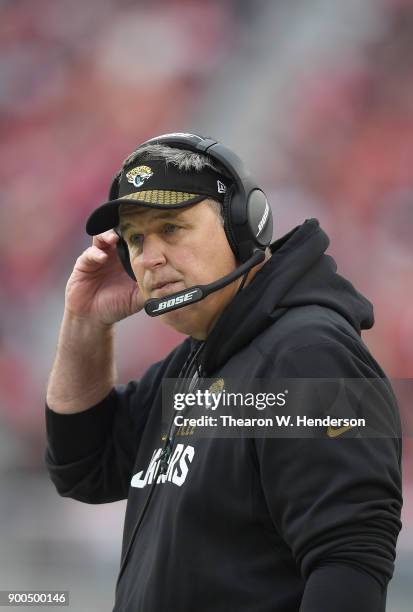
110,132,273,282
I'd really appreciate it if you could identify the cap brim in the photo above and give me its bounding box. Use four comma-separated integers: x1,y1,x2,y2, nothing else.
86,193,206,236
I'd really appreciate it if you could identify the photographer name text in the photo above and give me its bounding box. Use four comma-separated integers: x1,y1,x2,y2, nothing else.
174,415,366,428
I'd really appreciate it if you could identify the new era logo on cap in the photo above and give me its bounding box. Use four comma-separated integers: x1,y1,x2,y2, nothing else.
217,180,226,194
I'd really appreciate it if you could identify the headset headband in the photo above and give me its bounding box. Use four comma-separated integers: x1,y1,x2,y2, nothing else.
138,133,257,222
95,132,273,281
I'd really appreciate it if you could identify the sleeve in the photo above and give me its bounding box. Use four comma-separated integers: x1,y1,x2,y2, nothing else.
254,341,402,611
44,358,168,504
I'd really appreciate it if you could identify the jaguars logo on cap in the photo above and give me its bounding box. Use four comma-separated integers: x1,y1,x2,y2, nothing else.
126,165,153,188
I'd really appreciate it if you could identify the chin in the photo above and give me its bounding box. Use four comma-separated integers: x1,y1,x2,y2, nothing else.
160,305,205,338
160,310,193,334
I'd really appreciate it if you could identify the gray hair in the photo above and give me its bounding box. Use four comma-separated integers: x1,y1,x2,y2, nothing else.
123,143,225,225
123,143,222,174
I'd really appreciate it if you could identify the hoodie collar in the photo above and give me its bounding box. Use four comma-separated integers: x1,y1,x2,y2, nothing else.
199,219,374,374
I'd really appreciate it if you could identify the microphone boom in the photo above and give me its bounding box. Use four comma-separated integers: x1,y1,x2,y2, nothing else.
144,250,265,317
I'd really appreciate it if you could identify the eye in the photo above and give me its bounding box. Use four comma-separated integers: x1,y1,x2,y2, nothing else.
163,223,179,235
128,233,143,248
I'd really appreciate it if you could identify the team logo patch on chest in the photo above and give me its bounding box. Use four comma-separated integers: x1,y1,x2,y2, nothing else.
209,378,225,395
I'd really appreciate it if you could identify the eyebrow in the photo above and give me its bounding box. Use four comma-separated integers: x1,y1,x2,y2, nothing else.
118,210,185,234
118,221,136,234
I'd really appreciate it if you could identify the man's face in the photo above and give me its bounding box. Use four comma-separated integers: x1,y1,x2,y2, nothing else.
118,200,240,338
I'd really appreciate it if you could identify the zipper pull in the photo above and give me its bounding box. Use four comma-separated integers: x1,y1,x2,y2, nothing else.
158,438,173,475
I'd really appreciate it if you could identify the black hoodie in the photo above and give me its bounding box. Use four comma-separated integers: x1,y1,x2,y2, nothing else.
45,219,402,612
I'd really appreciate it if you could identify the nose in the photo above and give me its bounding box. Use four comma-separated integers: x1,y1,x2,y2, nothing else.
139,234,167,270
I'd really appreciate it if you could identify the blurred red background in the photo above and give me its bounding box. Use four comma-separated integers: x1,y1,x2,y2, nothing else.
0,1,411,610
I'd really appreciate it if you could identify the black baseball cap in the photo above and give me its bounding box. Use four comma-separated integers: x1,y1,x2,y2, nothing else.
86,158,230,235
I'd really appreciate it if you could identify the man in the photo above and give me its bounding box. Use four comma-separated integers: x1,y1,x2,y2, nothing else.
45,133,402,611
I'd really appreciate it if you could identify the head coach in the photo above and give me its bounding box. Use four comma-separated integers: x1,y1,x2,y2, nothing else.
45,133,402,611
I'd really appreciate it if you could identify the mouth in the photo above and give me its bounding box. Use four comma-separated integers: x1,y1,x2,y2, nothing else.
150,280,184,298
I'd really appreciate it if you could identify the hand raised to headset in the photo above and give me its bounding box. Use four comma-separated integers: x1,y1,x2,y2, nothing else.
65,230,145,326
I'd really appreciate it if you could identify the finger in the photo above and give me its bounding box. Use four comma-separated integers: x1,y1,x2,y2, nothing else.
77,245,110,269
92,230,119,249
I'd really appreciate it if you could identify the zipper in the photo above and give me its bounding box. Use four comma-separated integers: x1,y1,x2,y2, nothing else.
115,341,205,593
159,341,205,473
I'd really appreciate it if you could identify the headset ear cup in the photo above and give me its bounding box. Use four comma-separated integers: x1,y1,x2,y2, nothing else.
111,174,136,279
222,185,240,260
116,238,136,280
247,190,273,250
